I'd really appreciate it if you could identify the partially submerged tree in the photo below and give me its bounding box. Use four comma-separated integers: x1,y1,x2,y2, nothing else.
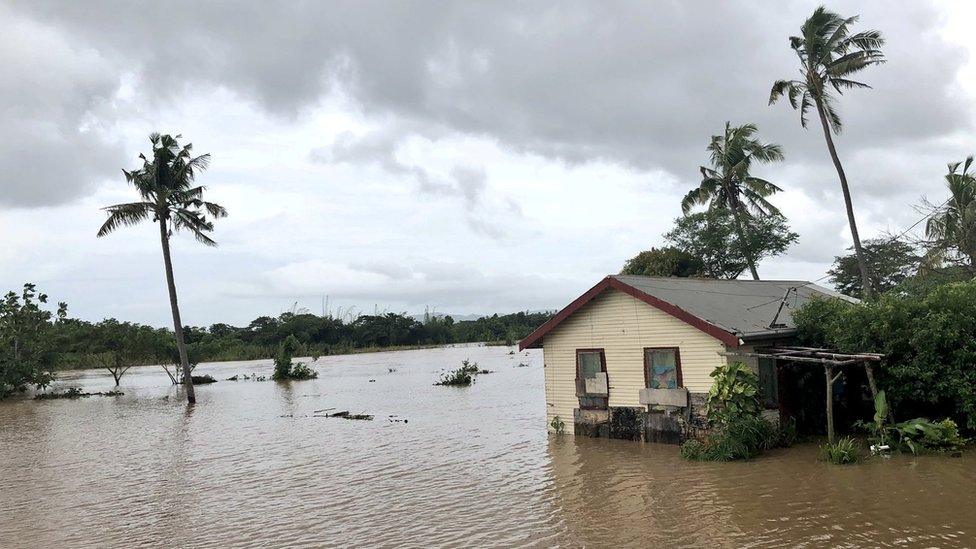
770,6,885,297
828,237,921,298
97,134,227,404
620,247,704,278
665,210,797,279
84,320,162,386
0,284,67,398
681,122,785,280
924,157,976,274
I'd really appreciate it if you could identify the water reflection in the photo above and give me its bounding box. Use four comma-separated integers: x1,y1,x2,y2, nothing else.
1,344,974,548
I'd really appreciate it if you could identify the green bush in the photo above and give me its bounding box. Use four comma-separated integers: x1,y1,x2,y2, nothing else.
550,416,566,435
820,437,861,464
681,416,780,461
272,335,318,381
435,367,474,386
706,361,760,425
892,418,967,455
794,281,976,430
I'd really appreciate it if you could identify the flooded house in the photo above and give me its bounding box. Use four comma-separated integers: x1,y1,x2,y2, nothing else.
519,275,858,442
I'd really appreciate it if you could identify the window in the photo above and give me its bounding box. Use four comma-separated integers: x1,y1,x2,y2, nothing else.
644,348,682,389
758,358,779,409
576,349,607,410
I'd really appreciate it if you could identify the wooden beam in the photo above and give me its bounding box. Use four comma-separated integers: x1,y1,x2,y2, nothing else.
720,350,863,366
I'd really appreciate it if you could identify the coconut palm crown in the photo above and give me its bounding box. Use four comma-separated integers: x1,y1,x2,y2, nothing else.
768,6,885,132
98,134,227,245
926,157,976,270
681,122,785,280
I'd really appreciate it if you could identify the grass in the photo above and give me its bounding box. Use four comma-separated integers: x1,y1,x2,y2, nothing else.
820,437,861,464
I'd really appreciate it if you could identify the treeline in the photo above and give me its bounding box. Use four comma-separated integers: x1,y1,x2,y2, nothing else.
52,309,553,370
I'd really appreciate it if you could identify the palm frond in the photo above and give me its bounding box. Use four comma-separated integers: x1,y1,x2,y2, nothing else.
97,202,155,237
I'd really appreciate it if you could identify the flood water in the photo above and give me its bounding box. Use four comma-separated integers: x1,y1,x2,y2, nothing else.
2,343,975,548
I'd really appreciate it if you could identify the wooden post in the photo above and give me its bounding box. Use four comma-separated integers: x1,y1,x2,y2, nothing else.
863,363,894,424
825,365,835,444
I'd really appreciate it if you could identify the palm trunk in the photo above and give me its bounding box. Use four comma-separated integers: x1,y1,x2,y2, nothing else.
813,96,874,298
159,217,196,404
727,196,761,280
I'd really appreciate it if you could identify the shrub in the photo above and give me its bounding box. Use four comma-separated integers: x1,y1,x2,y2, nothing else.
892,418,967,455
435,368,474,386
794,281,976,430
550,416,566,435
272,335,318,381
706,361,760,425
681,416,779,461
820,437,861,464
287,362,318,380
435,359,484,387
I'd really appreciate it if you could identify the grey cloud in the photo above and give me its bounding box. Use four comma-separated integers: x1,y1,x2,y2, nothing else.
9,1,969,197
319,128,515,238
0,5,124,207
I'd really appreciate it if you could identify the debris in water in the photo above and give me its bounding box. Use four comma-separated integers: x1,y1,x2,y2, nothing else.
35,388,124,400
321,410,374,421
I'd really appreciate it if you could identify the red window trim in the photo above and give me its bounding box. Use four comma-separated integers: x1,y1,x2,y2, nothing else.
643,346,683,389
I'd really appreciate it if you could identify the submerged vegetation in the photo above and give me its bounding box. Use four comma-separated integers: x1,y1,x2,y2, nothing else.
0,284,66,398
820,437,861,465
34,387,124,400
435,359,483,386
272,335,318,381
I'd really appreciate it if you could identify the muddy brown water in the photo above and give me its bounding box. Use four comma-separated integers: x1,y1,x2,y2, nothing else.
1,344,975,548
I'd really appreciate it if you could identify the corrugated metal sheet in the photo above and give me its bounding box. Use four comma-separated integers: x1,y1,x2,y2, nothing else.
611,275,856,339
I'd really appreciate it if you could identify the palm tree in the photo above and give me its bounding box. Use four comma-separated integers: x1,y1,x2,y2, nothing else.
681,122,785,280
97,134,227,404
769,6,885,297
925,157,976,273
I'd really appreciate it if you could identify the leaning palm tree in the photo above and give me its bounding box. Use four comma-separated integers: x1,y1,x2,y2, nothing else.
97,134,227,404
769,6,885,297
681,122,785,280
925,157,976,273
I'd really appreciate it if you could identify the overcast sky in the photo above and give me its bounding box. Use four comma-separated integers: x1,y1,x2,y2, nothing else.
1,1,975,327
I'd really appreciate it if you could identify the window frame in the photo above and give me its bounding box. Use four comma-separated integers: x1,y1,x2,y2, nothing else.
643,347,683,389
576,348,608,410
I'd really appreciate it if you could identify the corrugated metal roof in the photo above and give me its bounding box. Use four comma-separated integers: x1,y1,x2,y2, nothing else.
611,275,856,339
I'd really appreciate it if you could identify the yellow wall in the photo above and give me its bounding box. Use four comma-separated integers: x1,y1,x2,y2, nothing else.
542,288,728,429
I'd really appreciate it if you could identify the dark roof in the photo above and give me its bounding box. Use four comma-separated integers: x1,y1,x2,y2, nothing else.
519,275,856,350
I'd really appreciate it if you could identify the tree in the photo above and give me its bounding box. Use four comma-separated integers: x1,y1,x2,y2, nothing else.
620,247,704,277
665,210,798,279
97,133,227,404
85,320,159,386
769,6,885,297
0,284,67,398
924,157,976,273
794,281,976,429
828,237,921,298
681,122,785,280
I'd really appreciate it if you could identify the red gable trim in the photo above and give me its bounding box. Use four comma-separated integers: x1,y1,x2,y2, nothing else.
518,276,740,350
